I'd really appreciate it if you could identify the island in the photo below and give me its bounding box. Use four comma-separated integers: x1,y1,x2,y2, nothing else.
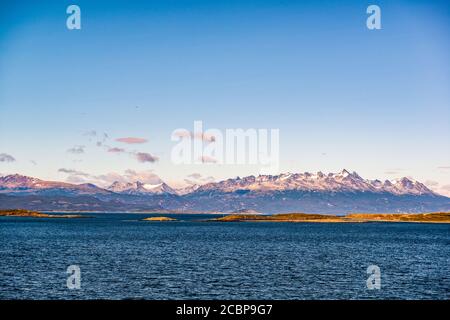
0,209,87,218
212,212,450,223
142,216,177,222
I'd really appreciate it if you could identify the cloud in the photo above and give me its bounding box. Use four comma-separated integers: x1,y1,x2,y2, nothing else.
135,152,159,163
123,169,162,184
116,137,148,144
58,168,90,177
384,171,399,175
84,130,109,147
188,173,202,179
184,173,215,186
58,168,163,187
65,175,88,184
438,185,450,197
67,145,85,154
425,180,439,187
199,155,217,163
173,130,215,142
438,166,450,170
384,168,405,175
107,147,125,153
83,130,97,138
0,153,16,162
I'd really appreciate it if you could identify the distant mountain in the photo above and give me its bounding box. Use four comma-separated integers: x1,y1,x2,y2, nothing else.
107,181,176,195
0,174,110,196
0,171,448,213
194,170,434,195
176,184,201,195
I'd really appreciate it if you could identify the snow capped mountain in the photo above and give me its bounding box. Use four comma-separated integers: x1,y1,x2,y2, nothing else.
176,184,201,195
107,181,176,195
0,174,109,195
194,169,435,196
0,171,436,197
0,171,446,214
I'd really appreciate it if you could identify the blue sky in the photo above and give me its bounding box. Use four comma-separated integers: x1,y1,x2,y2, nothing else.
0,0,449,194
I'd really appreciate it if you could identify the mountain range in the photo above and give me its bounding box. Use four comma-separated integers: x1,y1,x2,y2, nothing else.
0,170,449,214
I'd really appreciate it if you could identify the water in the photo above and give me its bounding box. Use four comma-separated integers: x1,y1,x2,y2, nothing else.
1,213,449,300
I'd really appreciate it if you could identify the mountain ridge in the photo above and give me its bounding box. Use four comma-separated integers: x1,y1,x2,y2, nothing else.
0,171,448,214
0,170,439,196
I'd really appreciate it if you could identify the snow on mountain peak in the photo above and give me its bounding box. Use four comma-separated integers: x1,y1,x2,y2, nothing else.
194,170,435,195
107,180,176,195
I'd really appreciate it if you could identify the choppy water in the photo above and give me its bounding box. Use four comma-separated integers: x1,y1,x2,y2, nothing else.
0,213,449,299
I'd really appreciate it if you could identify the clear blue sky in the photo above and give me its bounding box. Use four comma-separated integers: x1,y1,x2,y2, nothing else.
0,0,449,194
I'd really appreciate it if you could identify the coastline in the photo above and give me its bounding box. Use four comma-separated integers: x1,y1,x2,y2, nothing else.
211,212,450,224
0,209,88,218
2,209,450,223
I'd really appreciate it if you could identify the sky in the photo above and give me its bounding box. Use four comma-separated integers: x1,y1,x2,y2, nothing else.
0,0,449,195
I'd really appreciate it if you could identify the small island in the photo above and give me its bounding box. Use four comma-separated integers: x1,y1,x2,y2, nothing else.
213,212,450,223
0,209,87,218
142,216,177,222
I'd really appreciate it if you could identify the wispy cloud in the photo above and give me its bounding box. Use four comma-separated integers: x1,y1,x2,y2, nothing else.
0,153,16,162
58,168,163,187
173,130,215,142
188,173,202,179
199,155,217,163
425,180,439,187
83,130,97,138
116,137,148,144
67,145,85,154
135,152,159,163
384,168,405,175
107,147,125,153
58,168,90,177
439,184,450,197
84,130,109,146
122,169,162,184
184,173,215,186
384,171,400,175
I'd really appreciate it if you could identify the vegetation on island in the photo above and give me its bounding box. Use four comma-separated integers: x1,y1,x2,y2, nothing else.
142,216,177,221
213,212,450,223
0,209,87,218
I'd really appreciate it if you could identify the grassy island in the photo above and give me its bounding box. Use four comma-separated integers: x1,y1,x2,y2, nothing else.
143,216,177,221
0,209,87,218
213,212,450,223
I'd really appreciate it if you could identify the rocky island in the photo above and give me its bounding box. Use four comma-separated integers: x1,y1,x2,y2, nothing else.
142,216,177,221
0,209,87,218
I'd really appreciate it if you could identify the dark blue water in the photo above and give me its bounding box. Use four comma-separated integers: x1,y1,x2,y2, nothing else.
0,213,449,299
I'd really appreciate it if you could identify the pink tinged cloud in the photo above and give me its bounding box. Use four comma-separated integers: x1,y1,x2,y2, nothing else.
135,152,159,163
116,137,148,144
173,130,215,142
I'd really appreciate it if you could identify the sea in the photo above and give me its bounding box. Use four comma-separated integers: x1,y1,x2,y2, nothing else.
0,213,449,299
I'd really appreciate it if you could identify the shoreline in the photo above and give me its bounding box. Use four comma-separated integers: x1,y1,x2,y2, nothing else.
0,209,89,218
2,210,449,224
211,212,450,224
